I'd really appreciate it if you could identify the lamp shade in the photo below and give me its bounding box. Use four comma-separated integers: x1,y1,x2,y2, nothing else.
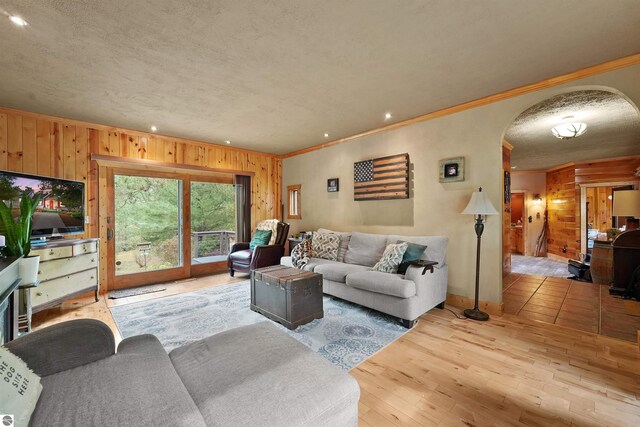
462,187,499,215
613,190,640,218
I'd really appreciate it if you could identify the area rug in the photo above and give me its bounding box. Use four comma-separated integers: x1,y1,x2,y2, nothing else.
110,281,408,370
108,284,167,299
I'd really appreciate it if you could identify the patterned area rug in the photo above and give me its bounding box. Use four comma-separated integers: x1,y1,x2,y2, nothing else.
110,281,408,370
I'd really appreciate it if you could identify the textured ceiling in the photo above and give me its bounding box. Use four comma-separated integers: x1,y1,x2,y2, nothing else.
506,90,640,170
1,1,640,155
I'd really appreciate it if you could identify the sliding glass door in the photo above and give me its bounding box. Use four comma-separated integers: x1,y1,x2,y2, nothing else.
106,168,237,288
114,175,183,276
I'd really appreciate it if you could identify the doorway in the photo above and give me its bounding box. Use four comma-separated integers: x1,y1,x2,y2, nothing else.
509,192,526,255
106,168,237,289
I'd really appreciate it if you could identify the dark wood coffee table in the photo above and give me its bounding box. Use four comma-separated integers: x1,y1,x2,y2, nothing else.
251,265,323,330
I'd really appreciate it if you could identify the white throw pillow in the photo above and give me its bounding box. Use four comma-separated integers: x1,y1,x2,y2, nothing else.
312,232,340,261
372,242,409,274
0,347,43,427
255,219,279,245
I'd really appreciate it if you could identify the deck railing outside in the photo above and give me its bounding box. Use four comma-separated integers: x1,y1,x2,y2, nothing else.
192,230,236,258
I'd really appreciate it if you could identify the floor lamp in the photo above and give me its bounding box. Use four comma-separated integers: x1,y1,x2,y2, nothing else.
462,187,499,321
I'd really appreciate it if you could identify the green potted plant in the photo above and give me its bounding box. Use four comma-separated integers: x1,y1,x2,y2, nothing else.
0,190,42,284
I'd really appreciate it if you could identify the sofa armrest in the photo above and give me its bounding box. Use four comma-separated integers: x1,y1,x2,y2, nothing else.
406,263,448,305
230,242,250,253
5,319,116,377
250,245,285,270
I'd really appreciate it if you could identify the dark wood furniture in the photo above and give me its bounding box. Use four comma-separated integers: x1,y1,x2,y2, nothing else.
228,222,290,276
408,260,438,275
591,239,613,284
288,237,302,255
0,257,22,345
250,265,323,330
610,230,640,295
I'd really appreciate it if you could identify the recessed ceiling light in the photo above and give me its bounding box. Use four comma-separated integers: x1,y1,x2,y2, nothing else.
150,126,157,132
324,133,329,138
511,166,517,169
225,140,231,144
9,15,28,26
384,112,392,120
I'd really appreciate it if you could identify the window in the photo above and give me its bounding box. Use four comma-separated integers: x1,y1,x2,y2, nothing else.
287,184,301,219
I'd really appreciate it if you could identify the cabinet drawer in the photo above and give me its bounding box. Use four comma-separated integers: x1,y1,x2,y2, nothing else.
38,253,98,282
31,246,73,261
73,241,97,256
31,269,98,309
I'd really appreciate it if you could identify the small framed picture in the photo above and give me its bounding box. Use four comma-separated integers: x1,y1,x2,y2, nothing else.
439,157,465,183
327,178,339,192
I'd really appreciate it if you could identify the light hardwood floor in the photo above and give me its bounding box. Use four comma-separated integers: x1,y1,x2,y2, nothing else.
33,274,640,426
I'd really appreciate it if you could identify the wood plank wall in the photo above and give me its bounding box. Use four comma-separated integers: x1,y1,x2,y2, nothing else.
585,187,613,231
546,166,580,258
546,156,640,259
0,108,282,240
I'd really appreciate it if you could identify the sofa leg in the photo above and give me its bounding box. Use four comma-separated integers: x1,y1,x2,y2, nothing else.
400,318,417,329
229,269,235,277
436,301,445,310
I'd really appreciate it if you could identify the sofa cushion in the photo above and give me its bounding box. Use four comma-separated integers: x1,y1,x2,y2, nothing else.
346,271,417,298
318,228,352,262
169,322,360,426
312,232,340,261
386,235,448,267
315,262,370,283
344,232,388,267
397,241,428,275
255,219,279,245
291,236,313,268
250,229,272,250
372,242,408,274
31,334,206,427
0,347,42,427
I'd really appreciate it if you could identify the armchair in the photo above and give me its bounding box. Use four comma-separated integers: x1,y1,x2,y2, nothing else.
228,221,290,276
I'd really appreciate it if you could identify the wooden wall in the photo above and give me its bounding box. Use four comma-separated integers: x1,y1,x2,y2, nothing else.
585,186,613,231
546,166,580,258
546,156,640,259
0,108,282,239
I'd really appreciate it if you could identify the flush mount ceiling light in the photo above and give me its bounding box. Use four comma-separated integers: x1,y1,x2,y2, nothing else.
551,116,587,140
8,15,28,26
150,125,157,132
224,140,231,144
384,112,392,120
324,133,329,138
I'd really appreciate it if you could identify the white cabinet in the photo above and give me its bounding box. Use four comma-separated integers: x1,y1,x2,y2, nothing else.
29,238,100,313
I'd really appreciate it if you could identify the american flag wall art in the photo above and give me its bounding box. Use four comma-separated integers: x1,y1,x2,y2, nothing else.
353,153,410,201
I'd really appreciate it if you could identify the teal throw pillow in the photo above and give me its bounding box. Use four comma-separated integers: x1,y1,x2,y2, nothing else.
250,229,272,250
396,240,428,274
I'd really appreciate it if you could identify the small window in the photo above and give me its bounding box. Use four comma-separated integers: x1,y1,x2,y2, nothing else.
287,184,301,219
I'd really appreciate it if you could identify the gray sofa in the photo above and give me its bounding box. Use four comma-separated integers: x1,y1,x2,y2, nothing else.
282,230,448,327
5,319,360,426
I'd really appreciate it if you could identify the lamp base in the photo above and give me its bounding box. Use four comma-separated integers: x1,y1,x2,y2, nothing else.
463,308,489,321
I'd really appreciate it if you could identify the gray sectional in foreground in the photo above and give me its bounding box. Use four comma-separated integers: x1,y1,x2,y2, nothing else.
282,230,448,327
6,319,360,426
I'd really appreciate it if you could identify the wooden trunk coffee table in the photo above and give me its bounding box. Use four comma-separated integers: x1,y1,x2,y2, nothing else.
251,265,323,330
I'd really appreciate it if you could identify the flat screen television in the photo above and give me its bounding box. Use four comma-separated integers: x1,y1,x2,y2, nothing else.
0,170,85,238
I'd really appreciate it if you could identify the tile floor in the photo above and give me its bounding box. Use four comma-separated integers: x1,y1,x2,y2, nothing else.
510,254,569,277
503,272,640,342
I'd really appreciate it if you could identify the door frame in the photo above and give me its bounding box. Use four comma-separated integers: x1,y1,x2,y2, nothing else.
189,175,235,277
509,190,528,255
104,167,235,290
106,167,190,290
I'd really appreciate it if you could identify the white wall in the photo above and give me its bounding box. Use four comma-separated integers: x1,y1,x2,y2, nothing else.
511,172,547,256
282,64,640,304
